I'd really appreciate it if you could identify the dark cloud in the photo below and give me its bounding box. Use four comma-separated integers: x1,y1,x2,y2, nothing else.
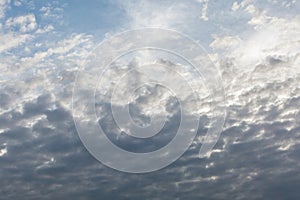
0,61,299,200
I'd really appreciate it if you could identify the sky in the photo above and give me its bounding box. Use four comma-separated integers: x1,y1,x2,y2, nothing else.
0,0,300,199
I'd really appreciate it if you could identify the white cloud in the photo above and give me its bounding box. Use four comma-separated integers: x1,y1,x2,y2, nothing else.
214,4,300,72
230,0,256,12
195,0,209,21
0,0,10,19
36,25,54,34
13,0,21,6
232,1,240,11
210,35,241,50
245,4,257,14
0,32,31,53
240,0,255,8
0,146,7,156
281,0,297,8
39,5,64,20
19,33,92,65
118,0,188,28
200,2,209,21
6,14,37,33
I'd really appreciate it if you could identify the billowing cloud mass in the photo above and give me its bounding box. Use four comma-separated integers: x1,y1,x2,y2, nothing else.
0,0,300,199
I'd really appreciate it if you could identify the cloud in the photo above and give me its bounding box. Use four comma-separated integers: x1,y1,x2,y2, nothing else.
0,0,300,199
196,0,209,21
210,35,241,50
6,14,37,33
13,0,22,6
231,1,240,11
212,5,300,72
0,0,10,19
0,31,31,53
0,146,7,156
39,5,64,20
35,25,54,34
118,0,199,29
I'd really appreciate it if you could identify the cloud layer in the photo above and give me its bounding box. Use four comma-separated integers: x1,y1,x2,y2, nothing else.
0,0,299,199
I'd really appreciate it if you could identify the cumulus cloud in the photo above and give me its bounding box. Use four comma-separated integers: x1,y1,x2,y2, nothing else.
36,25,54,34
6,14,37,33
0,0,10,19
0,31,31,53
